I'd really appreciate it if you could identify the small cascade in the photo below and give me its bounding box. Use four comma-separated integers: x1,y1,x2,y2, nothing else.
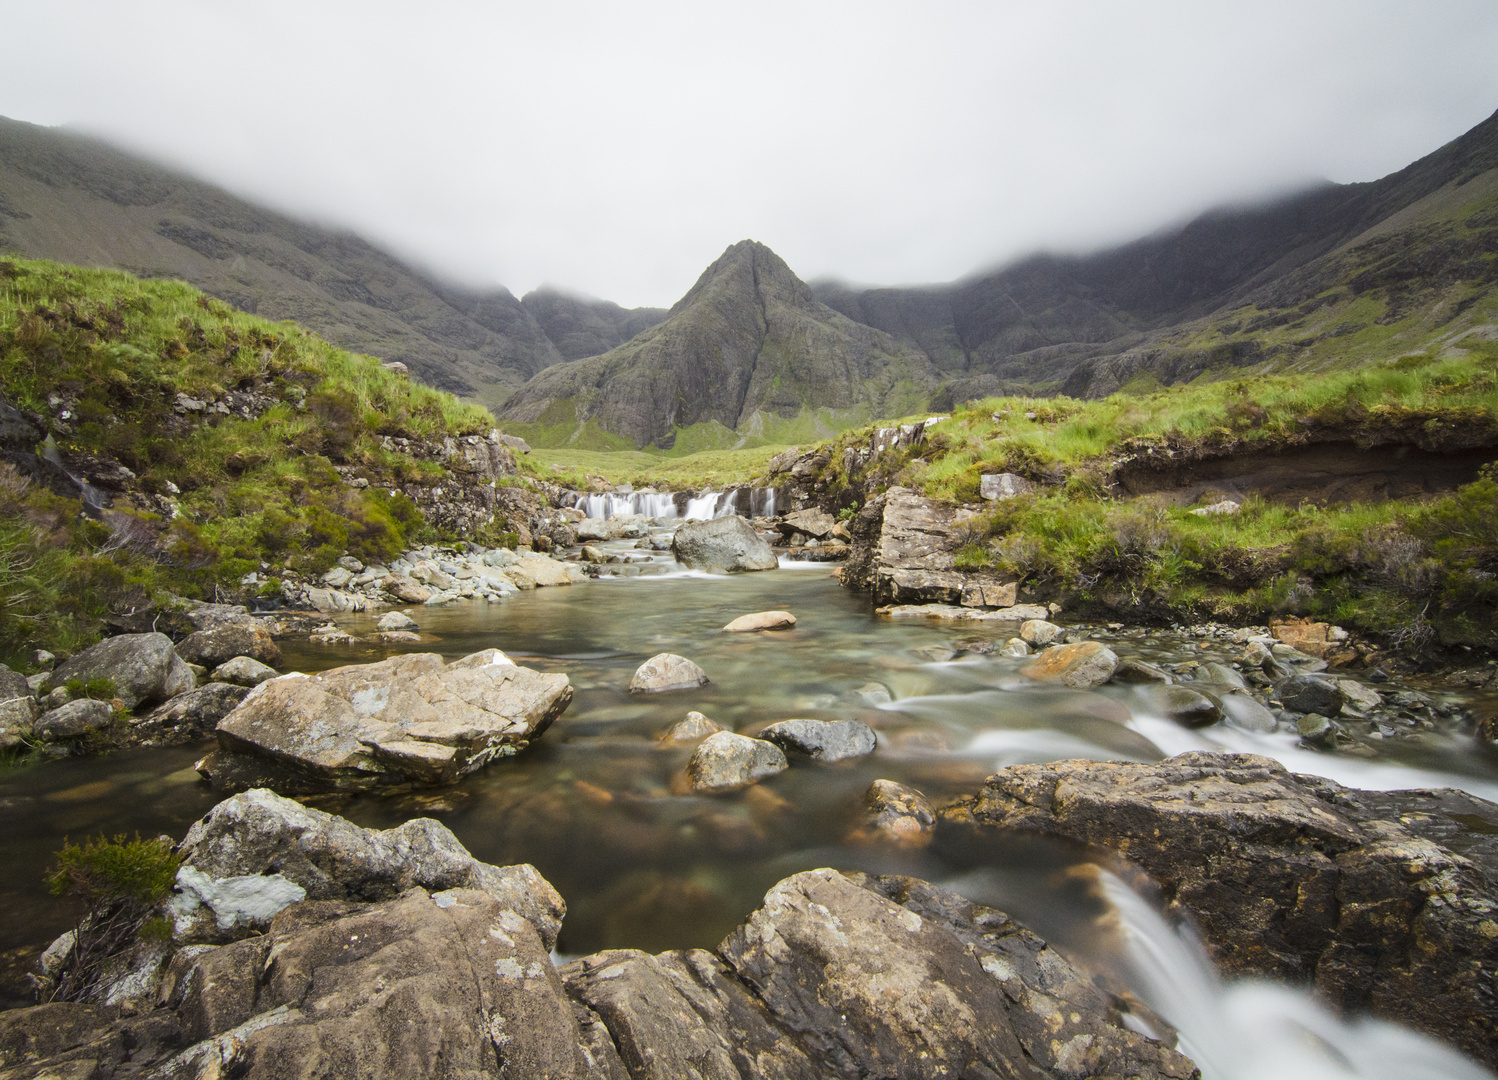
571,486,785,521
1098,871,1493,1080
40,434,109,514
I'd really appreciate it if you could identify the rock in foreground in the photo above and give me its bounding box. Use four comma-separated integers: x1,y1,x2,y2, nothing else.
948,751,1498,1068
671,516,778,572
199,651,572,793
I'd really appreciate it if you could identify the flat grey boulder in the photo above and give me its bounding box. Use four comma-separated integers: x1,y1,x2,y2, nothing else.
210,656,278,687
628,652,708,693
200,651,572,793
759,718,875,762
722,610,796,632
686,731,787,792
775,507,836,540
51,632,194,709
671,516,778,572
175,621,281,669
980,472,1034,500
35,698,114,741
174,786,565,948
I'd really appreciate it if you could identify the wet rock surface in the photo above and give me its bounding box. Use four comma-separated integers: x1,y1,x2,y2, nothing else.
1020,641,1119,688
722,610,796,632
759,718,876,762
671,516,778,572
949,751,1498,1068
199,651,573,793
628,652,708,693
686,731,788,792
0,795,1198,1080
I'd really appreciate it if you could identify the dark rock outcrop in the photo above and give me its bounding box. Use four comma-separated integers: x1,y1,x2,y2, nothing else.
948,751,1498,1068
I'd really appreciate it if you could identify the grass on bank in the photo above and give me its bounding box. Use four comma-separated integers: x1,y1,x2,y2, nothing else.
0,257,499,666
518,444,789,490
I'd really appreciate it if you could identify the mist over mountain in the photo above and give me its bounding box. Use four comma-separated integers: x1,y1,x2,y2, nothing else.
520,287,667,362
0,116,569,408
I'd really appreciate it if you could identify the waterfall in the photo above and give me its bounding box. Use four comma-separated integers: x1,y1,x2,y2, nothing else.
573,487,784,521
1097,871,1493,1080
40,435,109,514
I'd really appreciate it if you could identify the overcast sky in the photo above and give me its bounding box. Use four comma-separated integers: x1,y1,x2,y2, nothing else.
4,1,1498,308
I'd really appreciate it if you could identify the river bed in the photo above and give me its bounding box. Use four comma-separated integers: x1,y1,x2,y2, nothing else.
3,547,1496,1075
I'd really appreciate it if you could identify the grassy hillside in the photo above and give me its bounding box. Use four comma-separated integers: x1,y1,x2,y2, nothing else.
0,116,566,409
783,347,1498,652
520,444,788,491
0,256,498,665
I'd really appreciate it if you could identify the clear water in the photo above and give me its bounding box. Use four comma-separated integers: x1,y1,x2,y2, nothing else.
3,543,1496,1075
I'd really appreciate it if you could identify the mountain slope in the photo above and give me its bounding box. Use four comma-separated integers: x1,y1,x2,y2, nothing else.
499,241,940,447
819,107,1498,397
520,287,668,361
0,116,565,408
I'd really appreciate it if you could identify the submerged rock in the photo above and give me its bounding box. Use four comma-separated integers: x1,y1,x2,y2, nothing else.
1141,684,1222,728
722,610,796,632
685,731,787,792
856,778,936,847
1020,641,1119,688
672,516,777,573
949,751,1498,1068
199,651,572,793
759,718,876,762
628,652,708,693
660,711,725,741
51,632,194,710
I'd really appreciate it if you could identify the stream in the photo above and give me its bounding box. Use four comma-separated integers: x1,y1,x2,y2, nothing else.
2,533,1496,1076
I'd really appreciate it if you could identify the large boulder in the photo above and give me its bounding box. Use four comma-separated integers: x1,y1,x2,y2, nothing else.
949,751,1498,1069
1275,673,1346,715
716,869,1196,1080
34,699,115,742
175,622,281,669
159,889,593,1078
51,632,194,709
671,517,778,572
172,787,565,948
199,651,572,793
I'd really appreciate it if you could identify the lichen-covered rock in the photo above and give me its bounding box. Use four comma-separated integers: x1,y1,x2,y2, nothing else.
719,869,1197,1080
1020,641,1119,688
200,651,572,793
948,751,1498,1069
51,632,194,709
672,516,778,573
173,787,565,948
759,718,875,762
0,693,38,750
34,698,115,741
628,653,708,694
686,732,787,792
855,779,936,848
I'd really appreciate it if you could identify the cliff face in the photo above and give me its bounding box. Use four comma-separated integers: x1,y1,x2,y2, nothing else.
499,241,940,447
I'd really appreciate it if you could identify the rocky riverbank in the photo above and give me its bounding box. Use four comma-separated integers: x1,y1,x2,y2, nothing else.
0,789,1197,1080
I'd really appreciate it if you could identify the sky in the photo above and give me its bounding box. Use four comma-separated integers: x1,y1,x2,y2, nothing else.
3,1,1498,308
